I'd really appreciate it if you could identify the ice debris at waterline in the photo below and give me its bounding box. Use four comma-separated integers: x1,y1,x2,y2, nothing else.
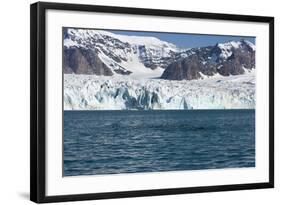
64,72,255,110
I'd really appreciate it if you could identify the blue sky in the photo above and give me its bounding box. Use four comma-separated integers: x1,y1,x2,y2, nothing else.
111,30,255,49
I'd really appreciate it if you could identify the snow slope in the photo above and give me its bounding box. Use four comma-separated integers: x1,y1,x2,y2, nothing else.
64,72,255,110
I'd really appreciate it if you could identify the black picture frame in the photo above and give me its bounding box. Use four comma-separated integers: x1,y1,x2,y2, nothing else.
30,1,274,203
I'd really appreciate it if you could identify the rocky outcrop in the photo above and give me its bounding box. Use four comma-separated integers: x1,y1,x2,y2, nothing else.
161,55,203,80
136,45,178,70
218,49,255,76
64,47,113,75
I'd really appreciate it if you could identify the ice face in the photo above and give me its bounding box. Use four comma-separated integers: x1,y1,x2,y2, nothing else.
64,72,255,110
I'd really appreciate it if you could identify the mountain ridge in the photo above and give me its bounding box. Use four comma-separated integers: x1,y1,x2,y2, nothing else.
63,28,255,80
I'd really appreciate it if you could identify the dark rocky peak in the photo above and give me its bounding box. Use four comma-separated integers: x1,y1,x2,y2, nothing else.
161,40,255,80
64,46,114,76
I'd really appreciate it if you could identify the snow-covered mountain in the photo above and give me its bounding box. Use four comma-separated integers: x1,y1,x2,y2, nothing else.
64,28,183,78
161,40,255,80
64,28,255,80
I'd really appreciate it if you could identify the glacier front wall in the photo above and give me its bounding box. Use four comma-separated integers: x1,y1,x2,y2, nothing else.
64,73,255,110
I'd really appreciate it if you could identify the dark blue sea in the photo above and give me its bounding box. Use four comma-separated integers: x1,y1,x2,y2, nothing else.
64,110,255,176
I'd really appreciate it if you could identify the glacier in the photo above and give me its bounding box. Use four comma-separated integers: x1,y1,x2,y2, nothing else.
64,72,255,110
